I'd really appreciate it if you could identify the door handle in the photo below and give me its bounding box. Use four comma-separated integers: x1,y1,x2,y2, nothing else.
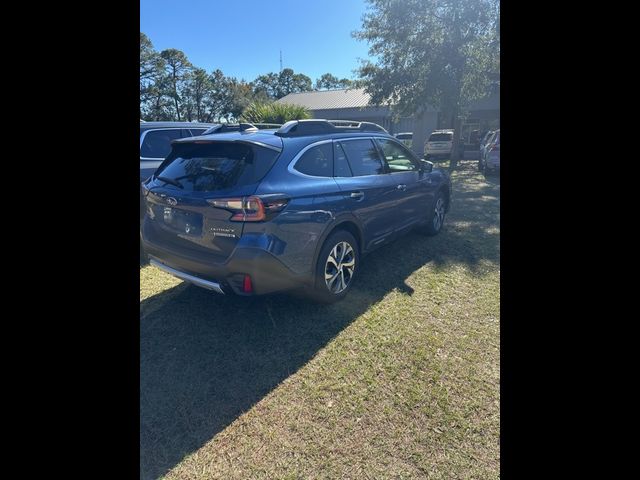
396,184,407,191
350,191,365,199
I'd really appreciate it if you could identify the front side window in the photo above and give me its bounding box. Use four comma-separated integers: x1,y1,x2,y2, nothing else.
140,129,182,159
377,139,420,172
294,143,333,177
338,139,385,176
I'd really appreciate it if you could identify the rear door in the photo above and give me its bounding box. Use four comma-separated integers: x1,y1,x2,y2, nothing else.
332,138,401,250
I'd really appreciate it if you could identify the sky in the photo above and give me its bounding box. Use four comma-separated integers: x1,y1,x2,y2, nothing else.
140,0,373,83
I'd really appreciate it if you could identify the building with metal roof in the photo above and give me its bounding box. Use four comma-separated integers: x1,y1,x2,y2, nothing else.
276,87,499,156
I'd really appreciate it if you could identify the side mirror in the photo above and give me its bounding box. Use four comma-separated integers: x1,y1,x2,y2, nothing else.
421,159,434,173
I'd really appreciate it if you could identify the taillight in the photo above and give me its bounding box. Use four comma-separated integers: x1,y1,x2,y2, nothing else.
207,195,288,222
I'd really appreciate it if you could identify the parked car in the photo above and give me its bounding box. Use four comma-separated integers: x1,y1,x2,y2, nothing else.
480,129,500,174
424,129,454,160
140,122,216,183
478,130,495,169
394,132,413,149
141,119,452,303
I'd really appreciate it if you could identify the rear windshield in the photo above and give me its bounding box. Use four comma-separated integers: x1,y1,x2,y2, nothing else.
154,142,279,192
428,133,453,142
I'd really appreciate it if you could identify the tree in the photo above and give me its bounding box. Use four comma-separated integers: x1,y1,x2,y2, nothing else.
183,68,211,122
140,32,165,119
200,69,227,122
253,72,280,99
223,78,256,121
145,78,173,120
159,48,193,121
354,0,500,165
315,73,352,90
277,68,313,97
252,69,313,99
241,102,311,124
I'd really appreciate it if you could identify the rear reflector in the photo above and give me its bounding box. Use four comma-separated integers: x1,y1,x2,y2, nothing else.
242,274,253,293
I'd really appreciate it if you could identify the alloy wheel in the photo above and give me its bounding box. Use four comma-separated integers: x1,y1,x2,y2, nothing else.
433,197,445,231
324,241,356,294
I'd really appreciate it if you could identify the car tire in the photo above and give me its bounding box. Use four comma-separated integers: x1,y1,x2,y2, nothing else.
418,191,447,236
307,230,359,304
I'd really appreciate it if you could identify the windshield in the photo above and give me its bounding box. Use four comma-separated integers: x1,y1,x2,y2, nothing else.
153,142,279,193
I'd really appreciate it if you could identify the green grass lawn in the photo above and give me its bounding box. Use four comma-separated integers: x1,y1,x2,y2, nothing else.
140,161,500,479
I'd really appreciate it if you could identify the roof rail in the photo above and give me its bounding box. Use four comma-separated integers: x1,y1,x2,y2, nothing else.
202,122,259,135
275,119,388,137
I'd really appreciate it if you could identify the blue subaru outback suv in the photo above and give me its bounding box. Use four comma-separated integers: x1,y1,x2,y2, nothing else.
141,119,451,303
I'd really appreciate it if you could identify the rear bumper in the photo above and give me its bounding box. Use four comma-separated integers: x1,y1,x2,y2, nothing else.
149,258,225,293
142,232,308,296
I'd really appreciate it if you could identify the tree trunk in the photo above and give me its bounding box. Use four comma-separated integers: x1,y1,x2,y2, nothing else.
448,102,464,172
411,109,428,160
174,95,181,121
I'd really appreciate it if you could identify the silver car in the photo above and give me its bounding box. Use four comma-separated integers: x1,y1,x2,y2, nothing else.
140,122,215,182
479,129,500,174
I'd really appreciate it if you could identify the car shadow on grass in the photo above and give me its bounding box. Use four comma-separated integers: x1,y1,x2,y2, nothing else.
139,162,499,480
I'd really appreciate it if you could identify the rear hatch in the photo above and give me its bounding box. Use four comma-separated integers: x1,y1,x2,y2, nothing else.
425,132,453,153
142,139,281,263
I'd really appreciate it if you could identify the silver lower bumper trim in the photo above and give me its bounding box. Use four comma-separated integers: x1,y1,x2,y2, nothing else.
149,258,225,294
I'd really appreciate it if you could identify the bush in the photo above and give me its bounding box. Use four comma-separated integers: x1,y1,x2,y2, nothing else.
241,102,311,124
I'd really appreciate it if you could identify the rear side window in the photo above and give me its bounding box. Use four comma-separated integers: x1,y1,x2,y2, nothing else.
189,128,208,136
154,142,280,192
377,139,419,172
294,143,333,177
428,133,453,142
140,129,182,159
338,139,385,176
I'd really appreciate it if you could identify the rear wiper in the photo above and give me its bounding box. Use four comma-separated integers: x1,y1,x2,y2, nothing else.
156,176,184,189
